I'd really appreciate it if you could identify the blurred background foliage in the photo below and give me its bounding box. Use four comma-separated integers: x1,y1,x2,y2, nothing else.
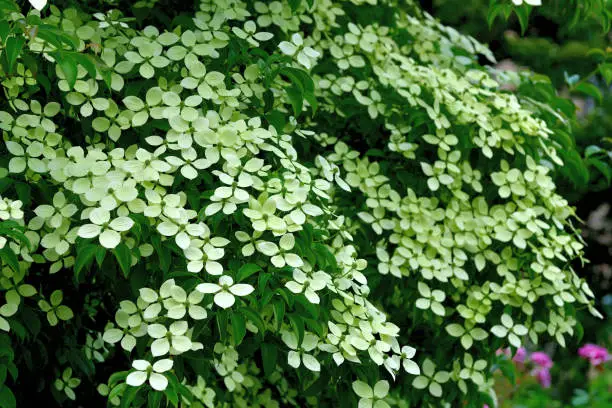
420,0,612,406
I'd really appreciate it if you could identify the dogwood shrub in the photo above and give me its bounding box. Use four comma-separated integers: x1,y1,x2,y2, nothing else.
0,0,600,407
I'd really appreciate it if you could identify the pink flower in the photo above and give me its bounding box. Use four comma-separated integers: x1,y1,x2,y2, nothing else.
578,344,610,366
530,352,553,369
512,347,527,364
533,367,551,388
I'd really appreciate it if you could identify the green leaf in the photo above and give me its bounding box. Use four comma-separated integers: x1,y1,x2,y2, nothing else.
95,247,107,268
303,317,324,337
513,5,531,35
74,244,99,281
586,48,606,60
108,383,127,402
0,222,31,249
34,30,64,50
479,391,496,408
272,299,285,331
20,307,41,337
263,89,274,112
5,35,25,74
108,371,130,387
37,25,79,49
236,263,261,282
295,295,319,319
0,365,6,387
257,273,272,297
487,2,511,29
120,384,141,408
304,91,318,116
553,129,575,150
176,382,193,404
496,358,516,386
588,158,611,186
261,343,277,377
20,51,38,78
238,306,266,335
0,21,10,44
312,243,337,271
574,320,584,345
288,314,304,346
279,66,317,117
573,82,602,104
265,110,286,134
0,247,19,274
36,73,51,96
151,235,170,274
277,288,293,308
164,385,179,407
286,85,303,117
216,311,228,343
112,243,132,279
288,0,301,12
303,373,328,396
14,183,31,207
71,53,97,80
231,313,246,346
599,63,612,86
93,55,113,90
280,67,314,94
0,385,16,408
56,53,78,90
559,149,589,186
147,389,163,408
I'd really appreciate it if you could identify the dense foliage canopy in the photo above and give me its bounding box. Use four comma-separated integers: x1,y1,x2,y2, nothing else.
0,0,602,407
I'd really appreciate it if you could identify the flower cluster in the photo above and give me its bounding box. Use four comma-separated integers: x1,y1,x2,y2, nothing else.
578,344,610,367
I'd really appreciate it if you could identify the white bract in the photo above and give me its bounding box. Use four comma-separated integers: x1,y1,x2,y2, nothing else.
412,359,450,397
352,380,390,408
459,353,487,386
148,321,192,356
28,0,47,10
278,33,321,70
491,314,529,348
126,359,173,391
282,331,321,372
232,21,273,47
34,192,78,229
54,368,80,401
196,275,254,309
415,282,446,316
512,0,542,5
399,345,420,375
270,233,303,268
285,268,330,304
78,208,134,248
